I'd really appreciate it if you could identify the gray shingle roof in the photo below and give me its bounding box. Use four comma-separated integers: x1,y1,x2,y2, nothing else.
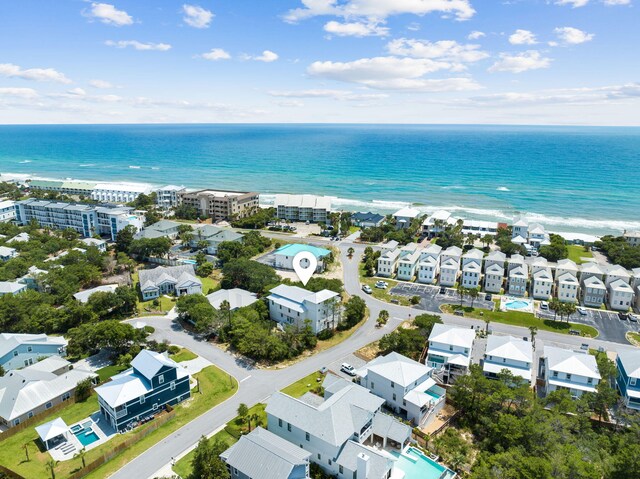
138,264,201,291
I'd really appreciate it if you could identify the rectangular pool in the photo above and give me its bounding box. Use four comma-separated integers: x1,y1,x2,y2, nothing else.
73,427,100,447
391,447,455,479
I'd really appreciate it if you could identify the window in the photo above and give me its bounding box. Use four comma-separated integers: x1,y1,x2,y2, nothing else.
153,403,158,410
13,350,18,357
158,374,164,385
140,395,146,404
306,432,310,441
279,418,283,427
392,393,396,401
28,412,34,419
390,381,394,388
318,453,321,460
553,371,558,378
287,423,292,432
371,382,374,390
14,419,20,426
566,374,572,381
587,377,593,384
339,465,344,474
631,378,637,386
27,346,32,352
46,402,52,409
171,381,176,391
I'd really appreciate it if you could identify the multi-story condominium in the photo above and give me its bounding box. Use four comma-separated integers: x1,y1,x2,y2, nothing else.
439,257,460,287
0,200,16,222
267,284,340,334
417,255,439,284
274,243,331,273
623,230,640,247
531,268,553,300
0,333,67,370
275,194,331,223
155,185,186,210
616,350,640,410
507,254,525,273
508,264,528,296
351,212,385,228
29,179,97,197
605,265,631,287
483,335,533,383
95,350,190,432
396,248,422,281
135,219,183,240
582,276,606,308
0,246,17,262
376,248,400,278
461,260,482,289
138,264,202,300
426,324,476,383
179,189,259,221
541,346,600,399
484,250,506,271
355,352,446,427
91,182,153,204
266,375,412,479
530,256,548,274
607,279,634,311
556,272,579,303
579,262,605,283
0,357,97,428
220,426,312,479
461,219,499,237
393,207,420,230
190,225,244,255
0,281,27,297
484,263,504,293
556,258,579,281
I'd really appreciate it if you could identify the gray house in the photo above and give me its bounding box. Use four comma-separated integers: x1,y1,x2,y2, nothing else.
0,333,68,370
138,264,202,300
190,225,244,255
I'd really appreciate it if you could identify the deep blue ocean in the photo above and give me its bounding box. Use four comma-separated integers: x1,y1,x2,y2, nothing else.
0,124,638,235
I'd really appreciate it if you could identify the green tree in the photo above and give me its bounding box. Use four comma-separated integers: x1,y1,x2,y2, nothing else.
115,225,137,253
188,436,230,479
74,448,87,468
75,377,93,401
456,284,468,306
46,459,58,479
342,296,366,328
468,287,480,307
221,259,280,293
377,309,389,326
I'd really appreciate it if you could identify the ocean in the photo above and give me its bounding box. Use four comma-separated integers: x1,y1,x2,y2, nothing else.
0,124,639,236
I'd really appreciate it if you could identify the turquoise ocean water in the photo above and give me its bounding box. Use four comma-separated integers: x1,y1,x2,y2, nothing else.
0,124,638,235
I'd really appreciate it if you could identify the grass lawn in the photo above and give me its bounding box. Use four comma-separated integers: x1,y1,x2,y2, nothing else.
170,348,197,363
135,294,176,315
200,275,220,294
95,364,128,382
359,263,411,307
441,303,599,338
567,245,594,265
281,371,326,398
627,331,640,346
0,366,238,479
173,403,267,479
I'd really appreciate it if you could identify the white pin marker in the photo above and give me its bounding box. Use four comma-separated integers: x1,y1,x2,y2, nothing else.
292,251,318,286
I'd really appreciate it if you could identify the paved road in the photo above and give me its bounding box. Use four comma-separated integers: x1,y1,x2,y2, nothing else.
112,239,638,479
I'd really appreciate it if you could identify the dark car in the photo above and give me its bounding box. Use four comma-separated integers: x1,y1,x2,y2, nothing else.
439,287,446,294
485,293,492,301
619,312,630,321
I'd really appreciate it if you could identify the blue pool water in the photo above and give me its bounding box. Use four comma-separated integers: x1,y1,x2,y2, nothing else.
391,447,454,479
424,389,443,401
505,300,530,310
73,427,100,447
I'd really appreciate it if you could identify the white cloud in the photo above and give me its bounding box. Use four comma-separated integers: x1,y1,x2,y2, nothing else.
0,87,38,99
284,0,476,23
268,89,389,100
253,50,279,62
489,51,552,73
555,0,589,7
323,20,389,37
603,0,631,4
468,30,485,40
182,4,214,28
276,100,305,108
554,27,594,44
85,3,133,26
105,40,172,51
387,38,489,63
0,63,72,83
201,48,231,61
89,79,113,89
509,29,537,45
307,56,481,91
407,22,421,31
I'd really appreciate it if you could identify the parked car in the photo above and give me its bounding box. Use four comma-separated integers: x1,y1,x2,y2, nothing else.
375,280,388,289
341,363,356,376
619,312,630,321
362,285,373,294
630,314,639,323
439,286,446,294
485,293,492,301
580,343,589,351
577,307,587,316
540,301,549,310
454,310,464,317
569,329,580,335
319,366,328,374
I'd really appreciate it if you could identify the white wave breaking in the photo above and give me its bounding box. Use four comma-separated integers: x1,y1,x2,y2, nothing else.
496,186,510,192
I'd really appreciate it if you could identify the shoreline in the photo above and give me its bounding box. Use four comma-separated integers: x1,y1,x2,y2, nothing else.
0,171,630,239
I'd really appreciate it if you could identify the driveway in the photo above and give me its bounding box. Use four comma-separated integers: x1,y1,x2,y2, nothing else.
389,282,495,312
537,307,636,343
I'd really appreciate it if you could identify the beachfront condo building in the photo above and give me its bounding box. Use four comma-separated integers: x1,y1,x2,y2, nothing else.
608,279,634,311
541,346,600,399
483,335,533,384
274,194,331,223
90,182,153,203
179,189,259,222
29,179,97,197
267,284,340,334
616,350,640,410
582,276,607,308
426,324,475,383
484,263,504,293
556,272,580,303
508,264,528,296
155,185,186,210
0,200,16,223
531,268,554,300
393,207,420,230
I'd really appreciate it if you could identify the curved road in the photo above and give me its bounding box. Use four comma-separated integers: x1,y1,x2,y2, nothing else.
112,240,637,479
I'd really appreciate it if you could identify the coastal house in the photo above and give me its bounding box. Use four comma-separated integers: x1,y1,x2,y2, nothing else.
6,232,30,243
484,263,504,294
528,223,550,249
555,259,579,281
190,225,244,255
541,346,600,399
441,245,463,264
155,185,186,210
79,237,107,252
267,284,340,334
265,375,411,479
355,352,446,427
0,333,67,370
582,276,606,308
579,262,605,283
508,264,528,297
616,350,640,410
512,218,529,242
351,212,385,228
380,240,399,253
274,194,331,223
530,257,548,274
206,288,258,310
90,182,153,204
396,248,422,281
531,268,554,300
507,254,525,273
623,231,640,248
483,335,533,383
426,324,476,383
461,219,500,237
484,250,506,271
0,246,18,262
393,207,420,230
461,260,482,289
96,350,190,432
220,426,312,479
556,272,579,303
0,357,96,429
421,210,456,237
605,265,631,287
179,189,260,222
18,265,48,291
73,284,119,304
0,281,27,297
607,279,634,311
0,200,16,223
439,257,460,287
377,248,400,278
138,264,202,300
273,243,331,273
417,255,439,284
135,219,183,240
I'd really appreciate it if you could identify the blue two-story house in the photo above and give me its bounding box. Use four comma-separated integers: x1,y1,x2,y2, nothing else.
95,349,191,431
0,333,68,370
616,350,640,410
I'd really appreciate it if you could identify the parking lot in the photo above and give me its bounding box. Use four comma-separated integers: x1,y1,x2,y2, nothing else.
537,306,637,343
389,282,495,312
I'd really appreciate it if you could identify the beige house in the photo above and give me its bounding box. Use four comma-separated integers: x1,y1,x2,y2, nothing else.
179,189,259,221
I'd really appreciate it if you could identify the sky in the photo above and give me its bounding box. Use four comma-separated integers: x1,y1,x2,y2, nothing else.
0,0,638,125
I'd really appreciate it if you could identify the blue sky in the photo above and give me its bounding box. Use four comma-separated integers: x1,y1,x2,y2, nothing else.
0,0,638,124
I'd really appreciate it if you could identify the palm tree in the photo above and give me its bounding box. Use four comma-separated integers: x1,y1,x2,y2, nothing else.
549,298,561,320
377,310,390,326
564,302,577,322
74,448,87,468
249,412,262,431
484,317,491,335
237,403,249,429
220,299,232,326
46,459,58,479
529,326,538,350
482,234,493,249
468,288,479,308
456,285,467,306
347,247,355,259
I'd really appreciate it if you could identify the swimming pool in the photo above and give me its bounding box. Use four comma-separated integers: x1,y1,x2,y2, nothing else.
391,447,455,479
500,296,534,313
73,423,100,447
505,300,530,309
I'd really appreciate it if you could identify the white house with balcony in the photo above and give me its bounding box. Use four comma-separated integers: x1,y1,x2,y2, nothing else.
439,257,460,287
420,244,442,262
421,210,456,237
508,264,528,296
531,268,553,300
530,257,548,274
484,263,504,293
393,207,420,230
541,346,600,399
528,223,550,249
483,335,533,384
441,246,462,265
396,248,422,281
582,276,606,308
556,272,579,303
376,248,400,278
556,259,579,281
512,218,529,241
608,279,634,311
580,262,605,283
267,285,340,334
484,251,506,271
426,324,475,383
355,352,446,428
605,265,631,287
417,256,439,285
507,254,525,273
461,261,482,289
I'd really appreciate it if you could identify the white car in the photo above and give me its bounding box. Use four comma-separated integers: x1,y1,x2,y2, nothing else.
341,363,356,376
362,285,373,294
540,302,549,310
375,281,388,289
577,307,587,316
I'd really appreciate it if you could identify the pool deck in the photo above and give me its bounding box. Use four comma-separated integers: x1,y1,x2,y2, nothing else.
48,412,117,462
499,295,534,313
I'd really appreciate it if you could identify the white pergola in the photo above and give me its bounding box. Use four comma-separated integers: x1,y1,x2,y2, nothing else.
35,417,69,450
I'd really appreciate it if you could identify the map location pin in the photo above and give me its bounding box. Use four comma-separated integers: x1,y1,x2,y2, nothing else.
292,251,318,286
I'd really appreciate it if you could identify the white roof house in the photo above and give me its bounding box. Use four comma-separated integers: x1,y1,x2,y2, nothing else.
73,284,119,303
483,335,533,382
36,417,70,450
393,207,420,219
605,265,631,286
0,246,18,261
138,264,202,300
206,288,258,310
543,346,600,397
0,281,27,296
356,352,432,389
267,284,340,334
580,262,605,281
6,232,30,243
427,323,476,377
556,258,579,277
